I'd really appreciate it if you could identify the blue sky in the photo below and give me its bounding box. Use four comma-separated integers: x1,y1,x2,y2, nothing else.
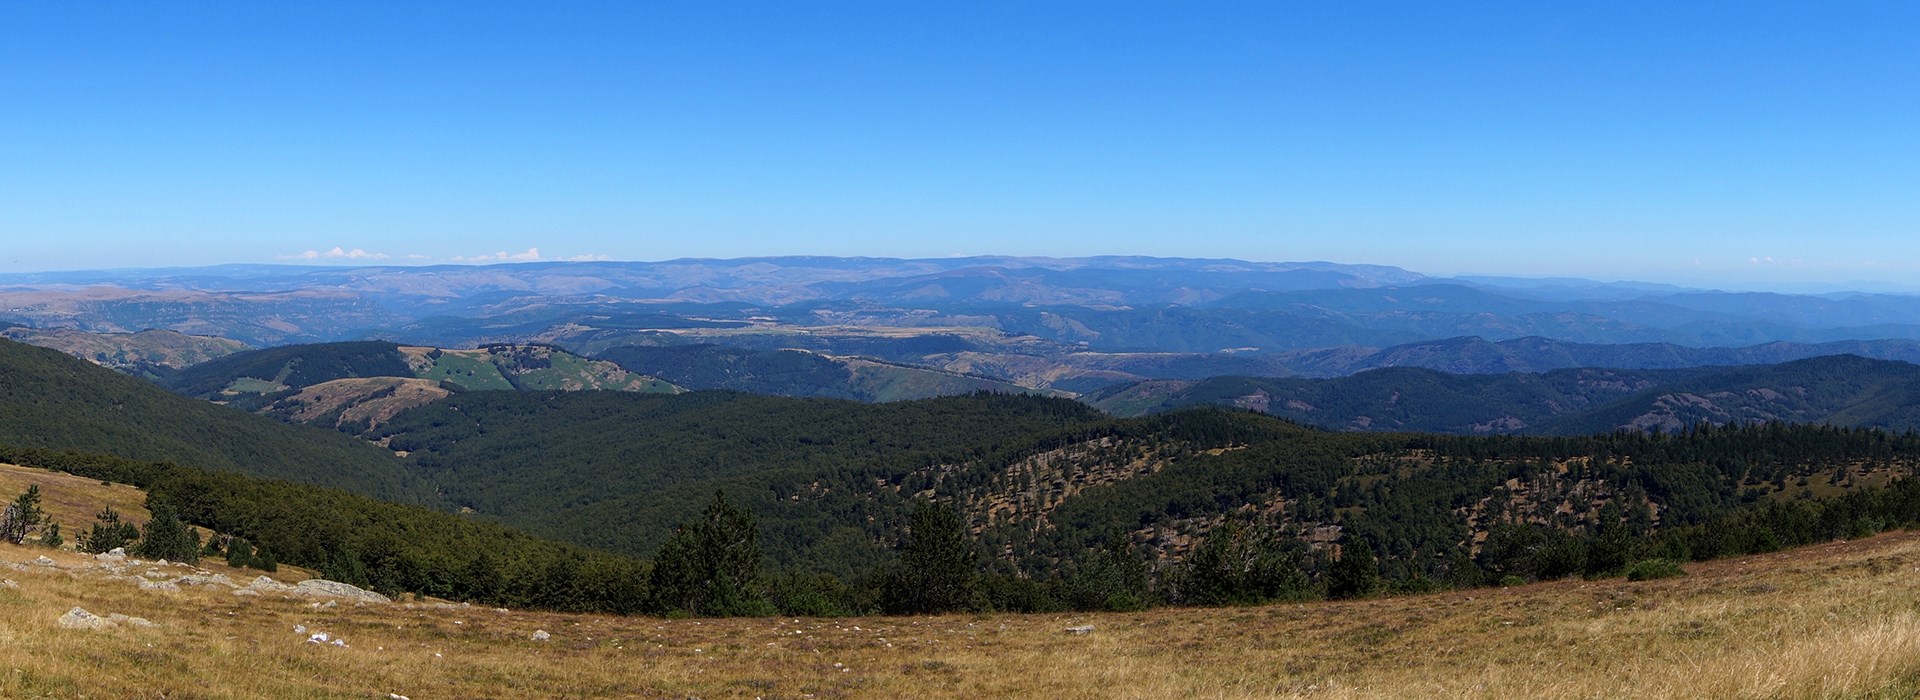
2,2,1916,288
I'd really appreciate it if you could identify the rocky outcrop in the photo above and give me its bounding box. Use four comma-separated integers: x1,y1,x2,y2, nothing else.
57,607,115,630
291,579,391,604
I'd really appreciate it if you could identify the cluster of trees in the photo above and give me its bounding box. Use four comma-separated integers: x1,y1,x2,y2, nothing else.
12,410,1920,619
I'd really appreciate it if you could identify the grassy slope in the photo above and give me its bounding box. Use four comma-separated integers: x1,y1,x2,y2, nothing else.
411,349,515,390
0,339,431,504
4,487,1918,698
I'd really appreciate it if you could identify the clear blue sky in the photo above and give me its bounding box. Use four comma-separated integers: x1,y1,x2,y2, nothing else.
3,2,1916,288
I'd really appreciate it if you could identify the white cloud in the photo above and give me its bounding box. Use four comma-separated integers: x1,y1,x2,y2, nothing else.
561,253,612,262
278,246,390,261
451,247,543,263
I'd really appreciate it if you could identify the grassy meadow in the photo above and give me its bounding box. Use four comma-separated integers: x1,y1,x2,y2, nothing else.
2,461,1919,698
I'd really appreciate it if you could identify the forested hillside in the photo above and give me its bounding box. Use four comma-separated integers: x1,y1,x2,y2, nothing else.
1089,355,1920,434
373,391,1107,572
0,338,431,503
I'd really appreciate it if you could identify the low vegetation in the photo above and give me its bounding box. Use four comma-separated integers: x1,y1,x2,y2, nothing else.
5,523,1920,698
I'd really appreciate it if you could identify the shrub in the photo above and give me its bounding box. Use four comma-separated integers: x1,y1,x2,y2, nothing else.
1624,558,1686,581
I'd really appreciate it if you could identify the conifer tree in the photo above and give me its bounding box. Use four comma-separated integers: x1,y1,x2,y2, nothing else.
880,499,982,614
2,485,45,544
1327,536,1381,599
133,501,201,563
79,506,139,554
644,491,771,617
226,537,255,569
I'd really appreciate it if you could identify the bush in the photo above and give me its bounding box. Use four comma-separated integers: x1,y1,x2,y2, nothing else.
1624,558,1686,581
78,506,139,554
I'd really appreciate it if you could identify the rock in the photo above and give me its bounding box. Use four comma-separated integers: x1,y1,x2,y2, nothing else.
1064,625,1095,635
291,579,391,604
307,632,330,644
107,613,158,628
388,694,411,700
31,556,56,567
58,607,116,630
293,625,307,634
175,573,235,587
0,579,17,590
330,638,348,647
231,588,260,597
311,600,338,610
95,549,126,562
138,579,180,592
531,630,551,641
155,559,168,566
247,576,294,593
143,570,170,579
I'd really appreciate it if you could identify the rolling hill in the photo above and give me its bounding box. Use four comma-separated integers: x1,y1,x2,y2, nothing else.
594,343,1049,402
0,327,248,380
163,341,681,429
1087,355,1920,435
0,338,430,503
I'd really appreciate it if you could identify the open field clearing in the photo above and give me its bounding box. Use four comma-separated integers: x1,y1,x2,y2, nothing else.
2,518,1919,698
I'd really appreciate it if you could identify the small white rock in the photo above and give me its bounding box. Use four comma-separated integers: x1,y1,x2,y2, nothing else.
531,630,551,641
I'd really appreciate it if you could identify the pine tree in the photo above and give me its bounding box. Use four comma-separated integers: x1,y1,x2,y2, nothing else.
1327,536,1381,599
132,501,201,563
643,491,771,617
226,537,255,569
880,499,982,614
41,522,63,549
79,506,140,554
2,485,45,545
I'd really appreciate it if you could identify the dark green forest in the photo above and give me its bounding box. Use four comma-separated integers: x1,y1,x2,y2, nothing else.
13,336,1920,618
163,340,414,398
0,339,431,503
1091,355,1920,434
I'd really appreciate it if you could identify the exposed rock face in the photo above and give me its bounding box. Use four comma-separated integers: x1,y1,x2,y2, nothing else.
58,607,115,630
531,629,551,641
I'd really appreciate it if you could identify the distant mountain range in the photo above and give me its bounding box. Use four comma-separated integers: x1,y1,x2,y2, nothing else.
2,257,1915,354
1089,355,1920,435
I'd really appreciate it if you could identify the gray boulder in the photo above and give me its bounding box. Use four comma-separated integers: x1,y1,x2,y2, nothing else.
292,579,391,604
57,607,115,630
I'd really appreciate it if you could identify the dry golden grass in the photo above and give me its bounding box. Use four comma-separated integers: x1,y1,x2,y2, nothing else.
2,463,1920,698
0,463,150,532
